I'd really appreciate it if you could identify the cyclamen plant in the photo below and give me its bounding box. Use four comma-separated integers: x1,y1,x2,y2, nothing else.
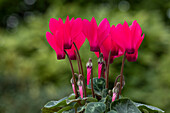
42,16,164,113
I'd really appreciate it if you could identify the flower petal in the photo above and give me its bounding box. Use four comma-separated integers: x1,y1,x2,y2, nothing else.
71,18,82,38
97,18,110,47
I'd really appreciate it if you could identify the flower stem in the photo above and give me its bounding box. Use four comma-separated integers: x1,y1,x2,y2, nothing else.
64,50,78,98
117,52,126,99
73,42,84,75
106,51,111,89
114,75,121,87
75,50,81,74
73,42,87,97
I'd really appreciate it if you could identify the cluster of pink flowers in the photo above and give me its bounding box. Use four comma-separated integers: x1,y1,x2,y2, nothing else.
46,16,144,62
46,16,144,100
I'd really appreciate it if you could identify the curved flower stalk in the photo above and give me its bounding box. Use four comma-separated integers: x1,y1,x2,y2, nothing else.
83,17,110,52
111,20,144,62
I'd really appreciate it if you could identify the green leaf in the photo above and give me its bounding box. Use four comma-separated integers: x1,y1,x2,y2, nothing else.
66,97,85,105
57,106,73,113
86,97,98,102
42,97,68,112
134,102,165,113
87,77,106,96
110,98,141,113
107,110,118,113
66,97,98,105
68,93,76,100
85,102,106,113
45,97,68,108
63,106,86,113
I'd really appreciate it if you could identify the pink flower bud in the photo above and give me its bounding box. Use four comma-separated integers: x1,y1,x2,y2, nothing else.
112,93,117,102
79,85,83,98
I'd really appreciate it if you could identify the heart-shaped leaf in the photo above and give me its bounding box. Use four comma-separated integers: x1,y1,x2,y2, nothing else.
85,102,106,113
110,98,141,113
57,106,73,113
63,105,86,113
134,102,165,113
87,77,106,96
42,97,68,112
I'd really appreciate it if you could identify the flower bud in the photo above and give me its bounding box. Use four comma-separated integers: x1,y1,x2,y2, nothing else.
70,78,76,95
77,74,84,98
98,53,104,79
86,58,92,85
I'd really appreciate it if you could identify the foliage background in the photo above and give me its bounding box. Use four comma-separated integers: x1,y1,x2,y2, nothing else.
0,0,170,113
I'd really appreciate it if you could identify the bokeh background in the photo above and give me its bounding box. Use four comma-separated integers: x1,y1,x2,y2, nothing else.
0,0,170,113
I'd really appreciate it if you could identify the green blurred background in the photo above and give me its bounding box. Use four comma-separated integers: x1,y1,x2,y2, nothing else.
0,0,170,113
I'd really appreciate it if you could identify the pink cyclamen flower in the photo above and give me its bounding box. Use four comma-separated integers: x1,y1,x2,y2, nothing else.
66,33,86,60
46,16,83,60
112,93,117,102
112,20,144,61
95,34,124,64
83,17,110,52
79,85,83,98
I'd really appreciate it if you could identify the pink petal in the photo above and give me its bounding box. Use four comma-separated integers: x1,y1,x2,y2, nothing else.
83,17,98,51
66,33,86,60
98,63,102,79
71,18,82,38
112,93,117,102
66,47,76,60
46,32,56,50
73,33,86,49
87,68,91,85
72,84,76,95
113,22,132,52
64,16,72,49
82,19,90,38
136,34,144,50
95,52,100,58
97,18,110,47
49,18,58,34
79,85,83,98
70,17,75,26
130,20,143,49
